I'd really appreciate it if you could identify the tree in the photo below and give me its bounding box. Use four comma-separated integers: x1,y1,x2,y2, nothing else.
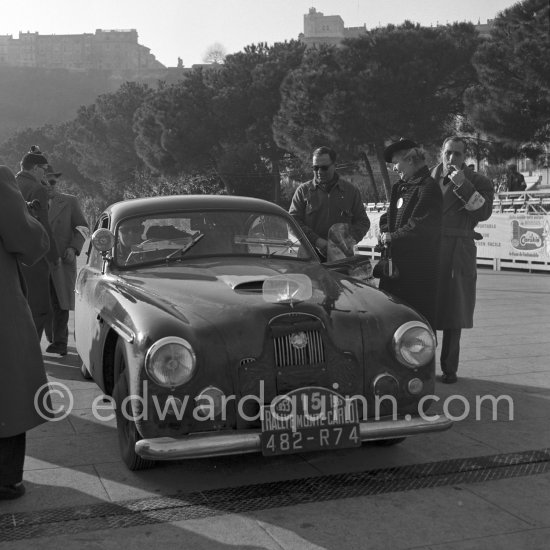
274,23,480,199
133,69,222,175
0,123,97,195
465,0,550,145
134,41,306,201
203,43,227,64
66,81,152,198
212,41,306,202
123,171,224,199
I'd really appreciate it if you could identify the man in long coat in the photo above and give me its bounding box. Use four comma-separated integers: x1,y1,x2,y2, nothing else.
431,136,494,383
16,147,60,338
379,139,442,330
45,172,89,355
0,165,52,499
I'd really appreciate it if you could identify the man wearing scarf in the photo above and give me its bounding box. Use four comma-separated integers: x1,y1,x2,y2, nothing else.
379,138,443,331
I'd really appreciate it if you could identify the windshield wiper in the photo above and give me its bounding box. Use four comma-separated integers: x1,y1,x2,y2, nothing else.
165,233,204,261
266,239,300,257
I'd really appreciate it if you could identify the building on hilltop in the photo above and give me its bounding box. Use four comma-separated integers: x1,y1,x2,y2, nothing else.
299,7,495,48
299,7,366,48
0,29,165,73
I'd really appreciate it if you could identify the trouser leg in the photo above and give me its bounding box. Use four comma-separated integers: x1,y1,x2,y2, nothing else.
0,433,26,485
50,278,69,346
440,328,462,375
32,312,48,341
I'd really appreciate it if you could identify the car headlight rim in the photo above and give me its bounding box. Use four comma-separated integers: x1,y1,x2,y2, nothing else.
145,336,196,388
392,321,436,368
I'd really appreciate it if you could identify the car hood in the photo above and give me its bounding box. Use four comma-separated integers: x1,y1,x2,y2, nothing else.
115,258,361,322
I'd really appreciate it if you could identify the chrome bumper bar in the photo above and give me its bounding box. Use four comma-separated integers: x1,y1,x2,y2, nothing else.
135,414,453,461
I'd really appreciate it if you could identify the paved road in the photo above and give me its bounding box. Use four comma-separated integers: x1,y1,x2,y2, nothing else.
1,269,549,549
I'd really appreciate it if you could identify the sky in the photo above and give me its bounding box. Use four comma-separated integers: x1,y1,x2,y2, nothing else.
1,0,518,68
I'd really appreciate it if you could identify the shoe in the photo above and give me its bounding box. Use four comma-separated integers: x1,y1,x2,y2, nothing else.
441,373,458,384
46,343,67,356
0,482,25,500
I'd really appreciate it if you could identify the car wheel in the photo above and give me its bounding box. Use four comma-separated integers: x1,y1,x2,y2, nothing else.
374,437,406,446
80,362,92,380
113,339,156,471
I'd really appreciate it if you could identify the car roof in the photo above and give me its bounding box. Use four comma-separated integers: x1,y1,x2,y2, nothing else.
105,195,288,221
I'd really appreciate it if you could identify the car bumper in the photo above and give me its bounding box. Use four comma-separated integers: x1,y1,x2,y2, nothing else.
135,414,453,460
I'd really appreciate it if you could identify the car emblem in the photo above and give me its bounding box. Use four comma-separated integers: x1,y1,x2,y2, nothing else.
273,396,293,416
289,331,308,350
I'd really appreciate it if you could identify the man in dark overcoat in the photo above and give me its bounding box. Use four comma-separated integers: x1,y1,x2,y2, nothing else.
0,166,52,499
15,146,60,338
431,136,494,383
45,172,89,356
379,139,442,330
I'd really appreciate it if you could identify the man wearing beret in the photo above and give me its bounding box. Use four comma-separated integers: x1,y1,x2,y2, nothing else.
16,146,60,339
378,138,442,330
289,146,370,259
431,136,494,383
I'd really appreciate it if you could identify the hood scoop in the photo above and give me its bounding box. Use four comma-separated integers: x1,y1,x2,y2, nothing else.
218,275,269,293
232,280,266,293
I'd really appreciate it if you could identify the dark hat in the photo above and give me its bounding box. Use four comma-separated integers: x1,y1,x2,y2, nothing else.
21,145,48,167
383,138,419,163
22,151,49,166
45,165,62,178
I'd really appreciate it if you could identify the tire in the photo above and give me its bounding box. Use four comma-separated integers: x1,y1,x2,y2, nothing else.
113,339,156,471
374,437,406,447
80,362,93,380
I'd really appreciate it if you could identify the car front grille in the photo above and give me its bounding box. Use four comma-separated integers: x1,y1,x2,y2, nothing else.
273,329,325,367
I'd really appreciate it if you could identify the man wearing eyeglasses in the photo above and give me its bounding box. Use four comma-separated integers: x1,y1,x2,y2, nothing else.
289,146,370,258
16,146,60,339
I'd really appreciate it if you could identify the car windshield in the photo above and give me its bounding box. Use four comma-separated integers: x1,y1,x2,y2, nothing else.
114,210,314,267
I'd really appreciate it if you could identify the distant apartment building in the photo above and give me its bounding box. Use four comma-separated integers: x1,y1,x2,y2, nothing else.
0,29,165,73
299,7,495,47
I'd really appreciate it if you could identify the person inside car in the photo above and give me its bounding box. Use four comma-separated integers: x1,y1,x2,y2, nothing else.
116,219,145,265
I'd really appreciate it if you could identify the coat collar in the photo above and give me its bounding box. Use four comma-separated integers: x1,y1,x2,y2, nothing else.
400,165,430,186
49,193,68,221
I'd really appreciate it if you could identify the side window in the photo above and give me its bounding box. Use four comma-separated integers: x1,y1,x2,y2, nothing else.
88,216,110,270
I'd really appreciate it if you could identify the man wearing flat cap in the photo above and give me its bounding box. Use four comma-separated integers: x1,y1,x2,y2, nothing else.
16,146,60,339
430,136,494,383
378,138,442,330
44,171,88,356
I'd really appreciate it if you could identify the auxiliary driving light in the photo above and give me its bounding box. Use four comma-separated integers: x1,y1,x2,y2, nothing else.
407,378,424,395
195,386,225,418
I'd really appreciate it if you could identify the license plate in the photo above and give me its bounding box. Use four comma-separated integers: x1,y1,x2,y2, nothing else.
260,387,360,456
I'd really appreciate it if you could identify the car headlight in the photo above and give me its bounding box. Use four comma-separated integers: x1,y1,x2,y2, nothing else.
392,321,435,368
145,337,196,387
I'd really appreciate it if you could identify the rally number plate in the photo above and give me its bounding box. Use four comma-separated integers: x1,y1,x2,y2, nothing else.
260,387,360,456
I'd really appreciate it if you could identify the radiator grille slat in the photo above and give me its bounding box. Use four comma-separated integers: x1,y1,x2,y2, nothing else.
273,330,325,367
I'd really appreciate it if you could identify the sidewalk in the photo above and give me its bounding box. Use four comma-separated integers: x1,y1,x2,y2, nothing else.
1,269,549,549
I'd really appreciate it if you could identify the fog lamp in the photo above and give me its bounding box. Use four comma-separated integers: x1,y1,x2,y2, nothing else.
407,378,424,395
195,386,225,419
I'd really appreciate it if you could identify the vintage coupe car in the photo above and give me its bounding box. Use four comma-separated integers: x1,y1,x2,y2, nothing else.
76,195,452,470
